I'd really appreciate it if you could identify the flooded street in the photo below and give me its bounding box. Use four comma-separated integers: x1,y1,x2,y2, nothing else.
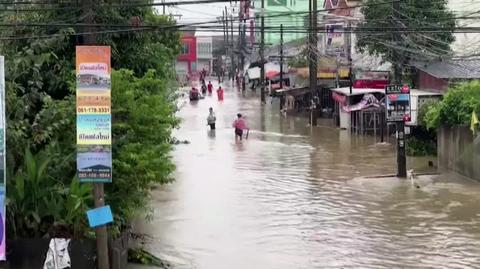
133,83,480,268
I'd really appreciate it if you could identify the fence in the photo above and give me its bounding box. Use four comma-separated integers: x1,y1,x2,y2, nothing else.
437,125,480,181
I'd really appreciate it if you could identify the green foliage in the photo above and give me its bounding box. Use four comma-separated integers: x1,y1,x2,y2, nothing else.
108,70,179,227
357,0,455,65
128,248,171,268
7,146,92,238
424,80,480,129
406,136,437,156
2,0,180,239
417,100,438,127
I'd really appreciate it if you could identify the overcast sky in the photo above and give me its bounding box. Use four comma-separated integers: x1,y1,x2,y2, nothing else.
156,1,236,36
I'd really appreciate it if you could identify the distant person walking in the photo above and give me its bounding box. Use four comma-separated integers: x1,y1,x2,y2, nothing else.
207,81,213,95
232,113,248,140
207,107,216,130
217,85,224,101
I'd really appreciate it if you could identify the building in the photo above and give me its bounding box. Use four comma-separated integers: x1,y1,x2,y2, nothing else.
411,60,480,92
176,33,197,79
255,0,317,45
195,33,213,75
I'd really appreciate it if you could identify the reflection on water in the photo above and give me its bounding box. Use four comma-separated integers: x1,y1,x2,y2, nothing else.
133,85,480,268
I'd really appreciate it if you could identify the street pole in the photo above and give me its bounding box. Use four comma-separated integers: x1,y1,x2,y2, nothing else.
392,0,401,84
396,120,407,177
308,0,318,125
240,1,247,92
241,21,246,91
223,10,226,47
280,24,284,89
347,20,352,95
231,13,235,81
260,0,266,103
279,23,285,111
392,0,406,178
225,7,230,80
80,1,109,268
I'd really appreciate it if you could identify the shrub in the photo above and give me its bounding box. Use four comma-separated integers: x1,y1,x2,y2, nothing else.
425,80,480,129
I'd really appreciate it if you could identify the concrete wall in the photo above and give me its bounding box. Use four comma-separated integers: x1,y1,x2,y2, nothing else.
438,125,480,181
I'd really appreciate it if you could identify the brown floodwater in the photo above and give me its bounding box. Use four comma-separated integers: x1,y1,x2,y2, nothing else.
132,82,480,268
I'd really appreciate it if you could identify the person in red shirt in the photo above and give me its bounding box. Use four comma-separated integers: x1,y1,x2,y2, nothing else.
207,81,213,94
216,86,224,101
232,113,248,140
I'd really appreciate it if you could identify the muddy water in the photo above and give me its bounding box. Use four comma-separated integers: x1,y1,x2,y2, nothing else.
133,83,480,268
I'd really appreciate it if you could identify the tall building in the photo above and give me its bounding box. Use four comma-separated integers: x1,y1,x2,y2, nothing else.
255,0,319,45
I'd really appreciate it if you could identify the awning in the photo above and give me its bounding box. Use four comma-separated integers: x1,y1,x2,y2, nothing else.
342,94,382,112
296,67,350,79
276,87,310,96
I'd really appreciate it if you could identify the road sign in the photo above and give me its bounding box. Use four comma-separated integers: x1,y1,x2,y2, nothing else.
385,84,410,178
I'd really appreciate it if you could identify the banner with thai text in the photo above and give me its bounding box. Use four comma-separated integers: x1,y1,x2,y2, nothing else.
76,46,112,183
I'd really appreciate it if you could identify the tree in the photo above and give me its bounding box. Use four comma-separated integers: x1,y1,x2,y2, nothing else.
356,0,455,82
424,80,480,130
2,1,181,238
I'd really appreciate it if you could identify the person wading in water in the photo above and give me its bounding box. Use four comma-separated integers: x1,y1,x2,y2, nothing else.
207,107,216,130
232,113,248,140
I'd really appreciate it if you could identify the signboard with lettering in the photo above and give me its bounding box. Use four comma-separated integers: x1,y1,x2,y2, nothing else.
385,84,411,122
76,46,112,183
325,24,346,57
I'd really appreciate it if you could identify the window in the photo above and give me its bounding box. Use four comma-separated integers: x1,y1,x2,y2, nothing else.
198,43,212,56
268,0,287,6
181,44,189,55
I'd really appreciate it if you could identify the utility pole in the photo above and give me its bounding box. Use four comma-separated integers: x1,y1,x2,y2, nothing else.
240,0,247,92
392,0,406,178
280,24,284,89
231,13,235,81
347,20,352,95
162,0,165,15
260,0,266,103
308,0,318,125
279,23,285,111
392,0,401,84
225,7,230,80
80,1,109,268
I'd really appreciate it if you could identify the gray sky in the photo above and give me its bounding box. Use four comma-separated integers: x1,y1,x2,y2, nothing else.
156,1,236,35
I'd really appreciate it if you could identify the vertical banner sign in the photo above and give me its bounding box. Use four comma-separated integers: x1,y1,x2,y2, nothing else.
0,56,6,260
76,46,112,183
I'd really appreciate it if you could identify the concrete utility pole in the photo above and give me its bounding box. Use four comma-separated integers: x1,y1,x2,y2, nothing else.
260,0,266,103
392,0,407,178
225,7,230,80
240,1,247,91
347,20,353,95
308,0,318,125
280,24,284,89
80,1,109,268
231,13,235,81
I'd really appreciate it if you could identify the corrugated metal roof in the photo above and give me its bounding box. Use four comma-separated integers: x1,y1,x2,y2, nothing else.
411,60,480,79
